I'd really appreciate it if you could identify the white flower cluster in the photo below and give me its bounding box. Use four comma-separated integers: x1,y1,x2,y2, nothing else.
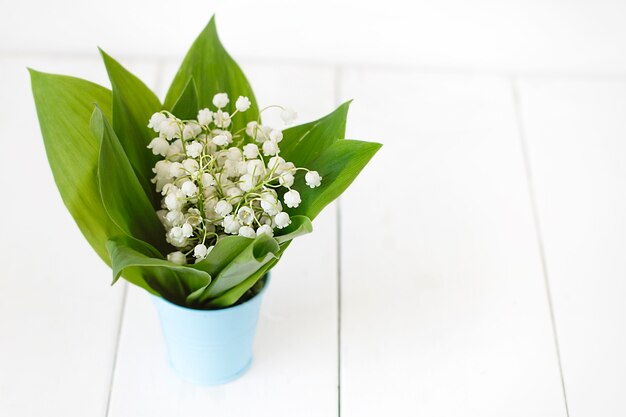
146,94,321,265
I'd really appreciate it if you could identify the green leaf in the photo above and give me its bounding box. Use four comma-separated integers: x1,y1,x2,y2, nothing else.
99,49,161,206
170,78,200,120
107,236,211,306
163,16,258,132
275,215,313,244
292,139,382,220
190,234,280,307
29,69,122,265
206,262,274,308
280,101,351,167
91,107,165,251
206,240,292,308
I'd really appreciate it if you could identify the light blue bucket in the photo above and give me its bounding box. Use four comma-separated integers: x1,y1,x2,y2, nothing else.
151,276,269,385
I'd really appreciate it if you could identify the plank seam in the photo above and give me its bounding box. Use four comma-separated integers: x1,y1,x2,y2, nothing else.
104,282,128,417
510,76,571,417
334,64,343,417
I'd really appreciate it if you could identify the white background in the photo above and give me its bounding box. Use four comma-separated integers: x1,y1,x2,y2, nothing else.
1,1,625,416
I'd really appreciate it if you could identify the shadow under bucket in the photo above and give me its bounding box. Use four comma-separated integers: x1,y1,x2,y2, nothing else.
151,275,269,385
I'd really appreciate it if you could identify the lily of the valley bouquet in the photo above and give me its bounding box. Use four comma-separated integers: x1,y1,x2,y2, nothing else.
30,17,380,311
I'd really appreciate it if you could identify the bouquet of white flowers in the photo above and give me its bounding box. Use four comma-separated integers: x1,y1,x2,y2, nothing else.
30,16,380,310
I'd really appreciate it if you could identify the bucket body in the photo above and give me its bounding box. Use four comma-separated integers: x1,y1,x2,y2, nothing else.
151,281,267,385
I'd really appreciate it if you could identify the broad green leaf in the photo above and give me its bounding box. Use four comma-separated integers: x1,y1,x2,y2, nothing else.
280,101,351,167
29,69,122,265
190,235,255,277
91,107,165,251
99,49,161,206
206,262,274,308
191,234,280,306
170,78,199,120
163,16,258,132
275,215,313,244
206,241,291,308
107,236,211,306
292,139,382,220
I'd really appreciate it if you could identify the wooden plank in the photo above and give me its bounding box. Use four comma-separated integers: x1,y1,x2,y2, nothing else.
516,77,626,417
0,55,157,416
107,63,339,417
338,70,566,416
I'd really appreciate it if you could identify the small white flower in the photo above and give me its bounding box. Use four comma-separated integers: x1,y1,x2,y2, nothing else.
213,110,231,128
212,134,229,146
279,172,294,187
235,96,251,112
169,162,185,178
239,174,256,192
226,147,242,161
269,129,283,143
246,121,259,138
186,208,202,226
243,143,259,159
147,137,170,156
226,186,244,204
222,215,241,234
247,159,266,177
148,112,167,132
153,160,173,180
214,200,233,217
260,192,282,215
255,125,272,144
284,189,301,208
165,210,184,226
238,225,256,238
167,226,187,247
183,123,201,140
280,107,297,125
181,222,194,238
268,156,286,171
305,171,322,188
280,161,296,175
197,108,213,125
237,206,255,225
166,139,183,160
167,251,187,265
201,173,215,187
262,140,279,156
181,180,198,197
161,183,178,196
164,190,185,211
256,224,274,237
186,141,203,158
182,158,199,174
193,243,209,260
159,118,180,140
274,212,291,229
213,93,229,108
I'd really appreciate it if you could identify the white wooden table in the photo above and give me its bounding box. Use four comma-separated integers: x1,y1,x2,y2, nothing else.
2,2,626,415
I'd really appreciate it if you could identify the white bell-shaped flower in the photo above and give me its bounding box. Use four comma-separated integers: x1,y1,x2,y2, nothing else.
235,96,251,112
214,200,233,217
274,212,291,229
167,251,186,265
197,108,213,126
284,189,301,208
213,93,229,108
238,225,256,238
148,112,167,132
305,171,322,188
147,137,170,156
